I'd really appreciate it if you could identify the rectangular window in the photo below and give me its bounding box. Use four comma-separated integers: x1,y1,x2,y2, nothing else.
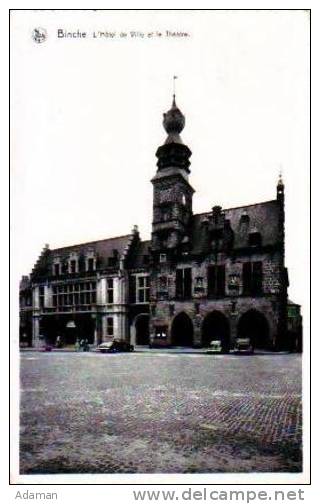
207,265,225,297
136,275,150,303
176,268,192,300
39,286,45,308
87,258,94,271
243,262,252,295
54,263,60,276
70,260,76,273
176,269,183,299
129,275,136,304
242,261,263,295
252,261,263,295
160,253,167,263
107,317,114,336
217,265,225,296
207,266,216,298
107,278,114,304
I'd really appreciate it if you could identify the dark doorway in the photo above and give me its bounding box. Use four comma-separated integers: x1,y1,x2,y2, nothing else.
237,310,269,349
135,314,150,345
202,311,230,351
171,312,194,347
40,314,95,345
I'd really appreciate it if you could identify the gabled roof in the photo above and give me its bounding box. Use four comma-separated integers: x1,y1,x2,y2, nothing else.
50,234,132,267
31,234,133,280
191,199,281,254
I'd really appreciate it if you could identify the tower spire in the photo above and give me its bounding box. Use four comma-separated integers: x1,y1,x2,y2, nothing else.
277,167,284,188
155,87,192,173
173,75,178,106
162,79,185,145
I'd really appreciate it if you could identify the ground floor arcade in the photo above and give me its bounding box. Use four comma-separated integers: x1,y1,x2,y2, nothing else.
28,299,296,351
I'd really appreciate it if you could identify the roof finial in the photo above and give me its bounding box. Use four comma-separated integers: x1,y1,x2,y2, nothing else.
173,75,178,106
278,165,284,186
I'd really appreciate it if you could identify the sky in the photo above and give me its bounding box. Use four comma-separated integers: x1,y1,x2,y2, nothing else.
11,10,310,308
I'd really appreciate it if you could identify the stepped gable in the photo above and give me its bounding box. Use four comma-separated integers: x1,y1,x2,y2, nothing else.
127,240,152,270
31,234,132,279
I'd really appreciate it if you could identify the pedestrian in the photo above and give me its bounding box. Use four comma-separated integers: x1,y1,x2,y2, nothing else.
74,338,80,352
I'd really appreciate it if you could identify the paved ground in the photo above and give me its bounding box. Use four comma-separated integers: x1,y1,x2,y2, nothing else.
20,351,302,474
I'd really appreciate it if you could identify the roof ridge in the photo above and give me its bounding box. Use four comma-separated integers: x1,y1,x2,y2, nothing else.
194,199,277,218
51,233,132,252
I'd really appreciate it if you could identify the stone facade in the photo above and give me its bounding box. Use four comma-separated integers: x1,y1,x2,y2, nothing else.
19,95,301,351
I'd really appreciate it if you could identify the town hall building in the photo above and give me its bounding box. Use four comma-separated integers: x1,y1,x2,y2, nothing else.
19,95,302,351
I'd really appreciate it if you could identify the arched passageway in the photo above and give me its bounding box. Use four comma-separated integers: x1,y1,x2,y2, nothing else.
171,312,194,347
237,310,270,349
135,314,150,345
202,311,230,351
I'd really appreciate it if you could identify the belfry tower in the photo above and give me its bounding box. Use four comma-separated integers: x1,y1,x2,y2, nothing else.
151,95,195,260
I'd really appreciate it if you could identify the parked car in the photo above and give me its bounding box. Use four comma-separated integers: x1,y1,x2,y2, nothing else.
97,340,134,353
149,331,168,348
41,343,53,352
206,340,223,354
234,337,254,354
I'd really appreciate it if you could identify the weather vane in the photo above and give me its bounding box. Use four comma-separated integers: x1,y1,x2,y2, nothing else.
173,75,178,97
278,164,283,182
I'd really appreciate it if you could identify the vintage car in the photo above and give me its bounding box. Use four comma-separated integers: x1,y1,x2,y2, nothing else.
97,340,134,353
234,337,254,354
149,331,168,348
206,340,223,354
41,343,53,352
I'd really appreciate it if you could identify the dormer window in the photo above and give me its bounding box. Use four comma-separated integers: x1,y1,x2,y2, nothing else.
52,258,61,276
85,251,97,272
240,211,250,225
108,249,119,267
249,231,262,247
68,253,79,274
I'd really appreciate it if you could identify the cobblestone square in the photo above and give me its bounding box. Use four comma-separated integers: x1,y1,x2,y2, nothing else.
20,351,302,474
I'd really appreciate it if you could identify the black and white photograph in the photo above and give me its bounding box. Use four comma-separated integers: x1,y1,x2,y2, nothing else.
10,9,310,485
